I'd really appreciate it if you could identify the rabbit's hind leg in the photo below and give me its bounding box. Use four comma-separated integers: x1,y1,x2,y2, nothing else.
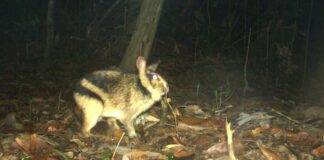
106,118,120,135
81,99,104,137
107,118,120,130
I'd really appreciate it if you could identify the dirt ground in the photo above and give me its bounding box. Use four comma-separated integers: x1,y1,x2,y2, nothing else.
0,55,323,160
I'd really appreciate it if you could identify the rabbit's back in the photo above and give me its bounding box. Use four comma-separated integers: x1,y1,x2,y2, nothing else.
75,70,152,109
73,56,168,138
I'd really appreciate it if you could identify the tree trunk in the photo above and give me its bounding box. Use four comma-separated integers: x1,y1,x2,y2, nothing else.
125,0,141,35
44,0,55,70
120,0,165,72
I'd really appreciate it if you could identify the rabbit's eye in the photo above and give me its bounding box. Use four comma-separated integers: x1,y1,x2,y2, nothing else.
152,74,158,80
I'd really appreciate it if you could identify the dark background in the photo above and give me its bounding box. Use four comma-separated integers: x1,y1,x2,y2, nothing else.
0,0,323,104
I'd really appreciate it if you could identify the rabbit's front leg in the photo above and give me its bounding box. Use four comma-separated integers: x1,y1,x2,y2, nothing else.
122,118,137,138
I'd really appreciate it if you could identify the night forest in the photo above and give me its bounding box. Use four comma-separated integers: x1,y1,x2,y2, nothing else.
0,0,323,159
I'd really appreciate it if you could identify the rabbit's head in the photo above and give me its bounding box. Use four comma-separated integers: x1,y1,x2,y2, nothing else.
136,56,169,101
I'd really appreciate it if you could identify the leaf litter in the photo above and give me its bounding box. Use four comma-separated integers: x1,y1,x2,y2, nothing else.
0,73,323,160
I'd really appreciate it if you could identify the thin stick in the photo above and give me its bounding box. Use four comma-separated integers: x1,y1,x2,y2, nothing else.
243,28,251,96
111,132,125,160
226,119,236,160
244,0,247,48
207,0,211,37
228,27,267,49
87,0,122,36
266,21,271,85
124,2,127,31
57,90,62,111
165,97,179,137
99,0,122,26
302,0,313,89
271,108,301,124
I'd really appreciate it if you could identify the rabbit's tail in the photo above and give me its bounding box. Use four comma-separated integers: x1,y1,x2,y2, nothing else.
80,78,109,101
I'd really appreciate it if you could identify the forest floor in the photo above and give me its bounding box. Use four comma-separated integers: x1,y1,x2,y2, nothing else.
0,55,323,160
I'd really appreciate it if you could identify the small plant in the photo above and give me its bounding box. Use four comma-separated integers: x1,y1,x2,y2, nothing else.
102,149,113,160
213,80,233,111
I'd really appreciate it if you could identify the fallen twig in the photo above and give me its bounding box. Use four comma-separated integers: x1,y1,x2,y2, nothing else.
112,132,125,160
271,108,300,124
226,119,236,160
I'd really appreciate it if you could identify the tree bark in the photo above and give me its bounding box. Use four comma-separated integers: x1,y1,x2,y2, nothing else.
120,0,165,72
44,0,55,70
125,0,141,35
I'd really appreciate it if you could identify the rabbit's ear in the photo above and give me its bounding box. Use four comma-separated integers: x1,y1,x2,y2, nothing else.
147,60,160,73
136,56,146,73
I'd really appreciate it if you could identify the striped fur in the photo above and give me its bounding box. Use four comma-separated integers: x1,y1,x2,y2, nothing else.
73,56,169,138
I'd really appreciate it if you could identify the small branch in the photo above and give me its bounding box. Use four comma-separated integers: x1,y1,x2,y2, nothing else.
243,28,251,96
206,0,211,37
266,21,272,85
124,2,127,31
87,0,122,36
57,90,62,111
226,119,236,160
112,132,125,160
302,0,313,90
165,96,179,137
271,108,301,124
98,0,123,27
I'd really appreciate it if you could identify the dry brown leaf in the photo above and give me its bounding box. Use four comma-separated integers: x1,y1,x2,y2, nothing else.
163,144,193,158
114,129,125,141
178,116,205,125
200,118,225,128
173,148,194,158
270,127,294,138
256,141,283,160
139,114,160,131
47,125,58,133
286,132,322,146
64,151,74,159
288,153,298,160
178,116,225,131
312,145,324,158
30,134,37,155
69,138,86,148
0,155,19,160
257,144,284,160
15,137,30,154
194,134,212,146
277,145,289,153
123,151,167,160
204,142,244,157
170,135,184,145
270,127,322,146
177,121,205,131
300,152,315,159
205,142,228,156
153,127,175,136
251,127,268,137
15,134,51,160
184,105,207,115
144,114,160,122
